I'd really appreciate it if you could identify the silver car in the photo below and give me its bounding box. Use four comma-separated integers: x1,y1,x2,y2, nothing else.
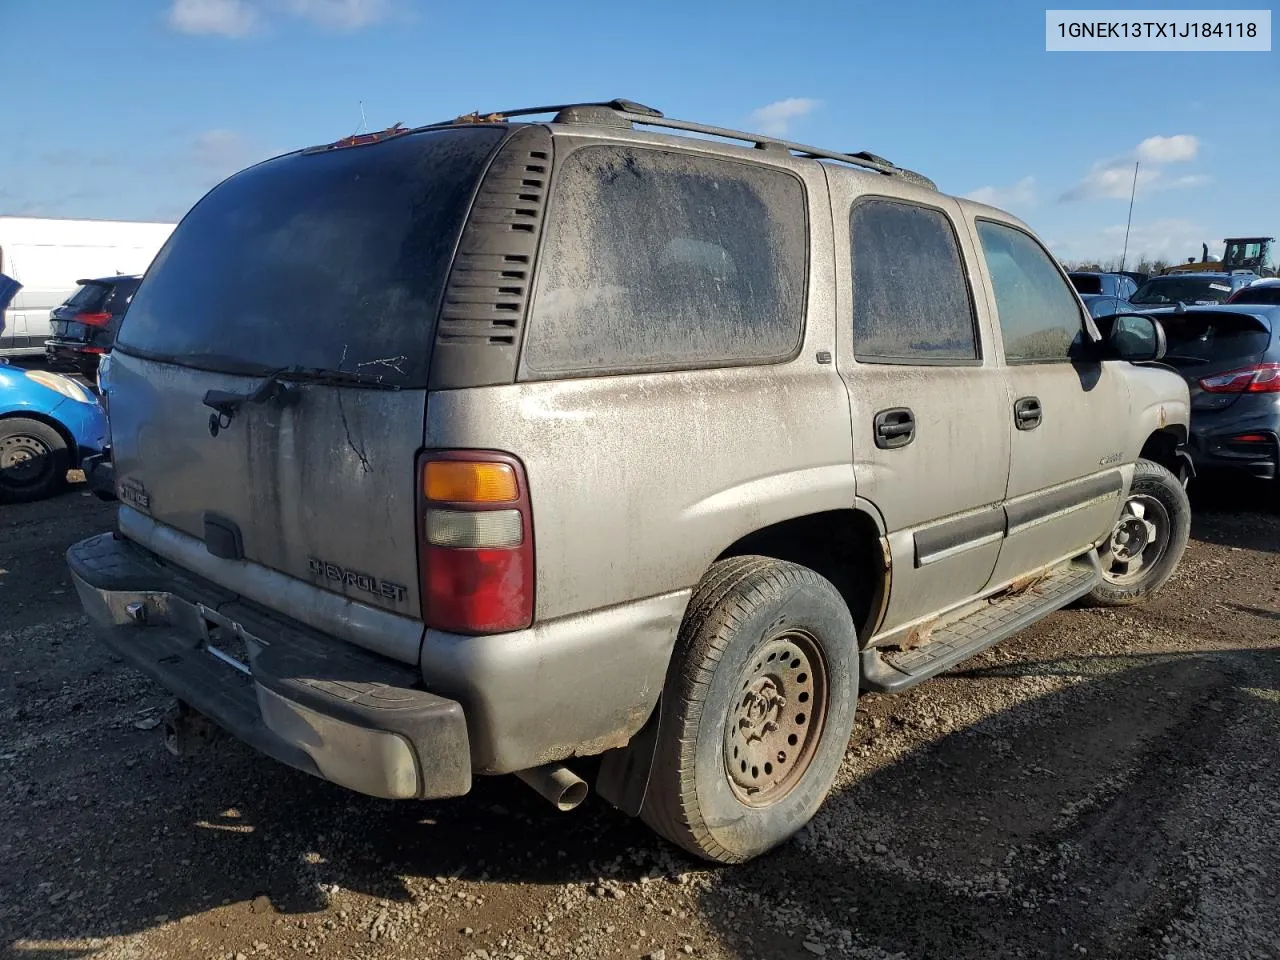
69,100,1192,863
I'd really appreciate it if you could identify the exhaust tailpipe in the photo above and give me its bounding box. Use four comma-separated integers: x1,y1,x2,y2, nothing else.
514,763,589,811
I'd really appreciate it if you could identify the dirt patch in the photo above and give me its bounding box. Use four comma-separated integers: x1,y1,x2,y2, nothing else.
1,480,1277,960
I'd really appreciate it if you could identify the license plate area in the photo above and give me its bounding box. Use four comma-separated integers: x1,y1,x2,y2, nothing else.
51,321,87,341
196,603,267,677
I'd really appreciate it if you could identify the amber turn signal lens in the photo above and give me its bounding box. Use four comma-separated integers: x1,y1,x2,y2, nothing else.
424,460,518,503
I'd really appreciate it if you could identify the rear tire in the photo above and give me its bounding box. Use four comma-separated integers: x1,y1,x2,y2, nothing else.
0,418,70,503
640,556,859,864
1084,458,1190,606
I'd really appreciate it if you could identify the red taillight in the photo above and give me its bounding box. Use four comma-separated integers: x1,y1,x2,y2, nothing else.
417,451,533,634
1199,363,1280,393
1231,433,1271,443
76,312,112,327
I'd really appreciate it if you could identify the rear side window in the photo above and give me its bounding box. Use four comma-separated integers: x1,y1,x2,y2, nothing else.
976,221,1083,363
850,199,977,362
118,127,505,386
522,145,806,376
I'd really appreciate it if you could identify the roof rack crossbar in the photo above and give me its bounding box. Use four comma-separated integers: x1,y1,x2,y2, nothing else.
615,111,936,188
430,100,935,188
447,99,664,124
614,112,900,178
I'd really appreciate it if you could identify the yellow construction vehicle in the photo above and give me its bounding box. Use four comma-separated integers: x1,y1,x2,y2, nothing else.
1164,237,1275,277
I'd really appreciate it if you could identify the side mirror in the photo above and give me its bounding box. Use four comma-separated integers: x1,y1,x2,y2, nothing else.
1105,313,1166,362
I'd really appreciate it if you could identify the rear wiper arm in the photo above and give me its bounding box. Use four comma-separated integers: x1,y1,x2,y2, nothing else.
201,366,399,438
203,369,297,436
275,366,402,390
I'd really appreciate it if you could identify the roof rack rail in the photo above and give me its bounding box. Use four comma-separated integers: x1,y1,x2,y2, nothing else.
435,100,936,190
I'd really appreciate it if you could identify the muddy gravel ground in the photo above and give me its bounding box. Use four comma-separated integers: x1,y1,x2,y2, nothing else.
2,478,1278,960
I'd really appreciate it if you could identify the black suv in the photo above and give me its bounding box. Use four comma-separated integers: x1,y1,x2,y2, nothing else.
45,275,141,380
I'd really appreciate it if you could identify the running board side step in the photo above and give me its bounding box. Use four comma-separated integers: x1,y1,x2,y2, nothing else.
860,553,1101,693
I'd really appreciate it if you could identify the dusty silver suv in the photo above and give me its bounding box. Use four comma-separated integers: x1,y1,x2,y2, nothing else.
69,99,1193,864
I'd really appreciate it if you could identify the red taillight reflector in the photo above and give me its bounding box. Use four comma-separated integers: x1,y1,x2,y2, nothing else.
1199,363,1280,393
1231,433,1271,443
75,312,112,327
417,451,533,635
423,545,532,634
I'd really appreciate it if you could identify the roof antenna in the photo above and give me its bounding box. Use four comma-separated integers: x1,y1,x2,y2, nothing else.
355,100,368,136
1119,160,1138,273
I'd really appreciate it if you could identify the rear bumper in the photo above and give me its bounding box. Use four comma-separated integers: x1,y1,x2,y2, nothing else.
1188,424,1279,480
44,338,103,366
82,447,117,501
68,532,472,800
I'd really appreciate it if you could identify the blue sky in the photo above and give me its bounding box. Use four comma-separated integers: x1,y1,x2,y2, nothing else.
2,0,1276,265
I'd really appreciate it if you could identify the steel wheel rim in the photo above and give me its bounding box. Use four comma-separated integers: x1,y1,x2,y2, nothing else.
0,433,53,488
723,629,828,807
1100,493,1171,584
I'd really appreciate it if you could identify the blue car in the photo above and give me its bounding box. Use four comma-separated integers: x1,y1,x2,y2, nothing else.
0,273,109,502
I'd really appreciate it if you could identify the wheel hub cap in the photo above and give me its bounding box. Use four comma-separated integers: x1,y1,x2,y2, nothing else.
1111,515,1151,559
1101,492,1170,584
0,435,51,485
724,631,828,807
738,678,785,742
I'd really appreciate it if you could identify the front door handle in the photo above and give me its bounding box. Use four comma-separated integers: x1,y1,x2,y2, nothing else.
874,407,915,449
1014,396,1042,431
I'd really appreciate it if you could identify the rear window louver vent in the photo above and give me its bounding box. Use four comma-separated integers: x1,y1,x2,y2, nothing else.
430,126,553,389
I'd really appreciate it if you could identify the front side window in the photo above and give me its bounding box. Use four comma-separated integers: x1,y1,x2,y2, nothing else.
523,145,807,376
976,221,1084,363
850,199,977,362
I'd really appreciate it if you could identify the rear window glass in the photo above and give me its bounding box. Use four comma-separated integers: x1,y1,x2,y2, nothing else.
1230,285,1280,305
1160,312,1271,367
1069,274,1104,295
118,128,504,386
1131,277,1234,306
522,145,806,376
850,199,977,362
64,283,109,311
104,278,141,313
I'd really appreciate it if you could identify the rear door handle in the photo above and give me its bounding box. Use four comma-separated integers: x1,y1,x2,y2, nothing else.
1014,396,1042,430
874,407,915,449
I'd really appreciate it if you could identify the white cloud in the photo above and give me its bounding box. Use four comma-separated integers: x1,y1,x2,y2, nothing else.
168,0,258,37
280,0,390,29
1100,217,1207,260
167,0,390,36
964,176,1036,211
191,129,249,172
1060,133,1206,203
1135,134,1199,163
1060,161,1153,202
748,98,819,136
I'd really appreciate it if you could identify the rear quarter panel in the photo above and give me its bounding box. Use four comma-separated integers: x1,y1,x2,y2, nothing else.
426,158,853,621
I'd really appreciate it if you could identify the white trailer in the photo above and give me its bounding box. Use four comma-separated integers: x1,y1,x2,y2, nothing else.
0,217,175,357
